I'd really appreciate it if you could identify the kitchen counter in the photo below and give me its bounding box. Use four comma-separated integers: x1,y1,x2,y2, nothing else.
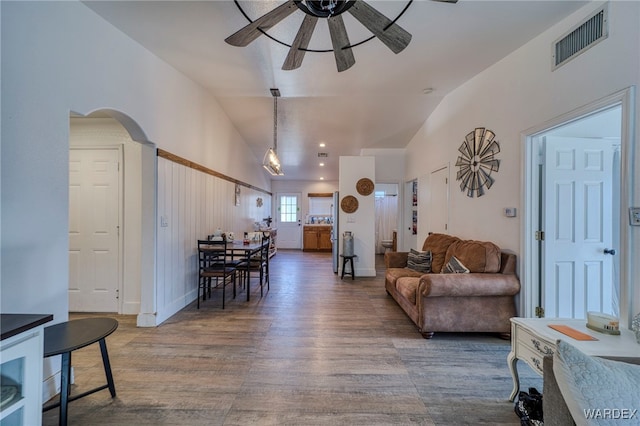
303,226,332,251
1,313,53,341
1,313,53,426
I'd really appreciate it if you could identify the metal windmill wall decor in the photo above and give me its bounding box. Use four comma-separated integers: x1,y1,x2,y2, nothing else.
455,127,500,198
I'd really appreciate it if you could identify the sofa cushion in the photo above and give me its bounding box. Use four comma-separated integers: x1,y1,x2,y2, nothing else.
442,256,470,274
553,339,640,425
396,277,419,305
407,249,432,273
385,267,423,288
443,240,501,273
421,233,460,273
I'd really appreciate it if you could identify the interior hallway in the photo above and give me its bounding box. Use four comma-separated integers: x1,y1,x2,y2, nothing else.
43,251,541,425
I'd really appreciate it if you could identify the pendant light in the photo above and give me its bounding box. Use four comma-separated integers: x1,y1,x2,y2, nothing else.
263,88,284,176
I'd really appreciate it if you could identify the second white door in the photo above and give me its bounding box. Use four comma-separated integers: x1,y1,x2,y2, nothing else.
69,148,120,312
542,136,616,318
276,193,302,249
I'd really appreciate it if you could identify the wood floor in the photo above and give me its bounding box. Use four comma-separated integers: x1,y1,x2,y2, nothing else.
43,251,541,425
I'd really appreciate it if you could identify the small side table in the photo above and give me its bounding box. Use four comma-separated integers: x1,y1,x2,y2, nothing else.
43,317,118,426
507,317,640,401
340,254,357,280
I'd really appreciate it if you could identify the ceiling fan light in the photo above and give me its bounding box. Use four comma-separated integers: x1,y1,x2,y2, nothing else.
263,148,284,176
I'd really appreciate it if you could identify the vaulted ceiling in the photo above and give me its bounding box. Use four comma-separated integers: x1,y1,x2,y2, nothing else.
84,0,587,181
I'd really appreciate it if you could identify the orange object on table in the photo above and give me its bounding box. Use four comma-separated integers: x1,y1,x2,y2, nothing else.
548,324,598,341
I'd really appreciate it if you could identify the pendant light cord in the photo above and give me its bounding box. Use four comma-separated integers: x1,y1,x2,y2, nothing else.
273,95,278,153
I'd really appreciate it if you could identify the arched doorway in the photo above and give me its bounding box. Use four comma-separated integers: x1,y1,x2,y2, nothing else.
68,110,156,325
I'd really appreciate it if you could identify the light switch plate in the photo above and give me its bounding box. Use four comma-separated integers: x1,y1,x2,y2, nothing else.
504,207,517,217
630,207,640,226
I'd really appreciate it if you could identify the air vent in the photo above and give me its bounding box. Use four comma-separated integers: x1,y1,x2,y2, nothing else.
317,152,329,158
552,5,608,70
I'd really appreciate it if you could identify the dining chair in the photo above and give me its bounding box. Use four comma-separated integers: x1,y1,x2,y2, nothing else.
197,239,237,309
243,235,270,297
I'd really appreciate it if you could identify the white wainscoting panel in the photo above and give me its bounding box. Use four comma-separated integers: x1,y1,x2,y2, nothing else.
155,157,271,322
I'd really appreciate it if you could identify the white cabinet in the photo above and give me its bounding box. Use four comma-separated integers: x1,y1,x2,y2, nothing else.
1,314,53,426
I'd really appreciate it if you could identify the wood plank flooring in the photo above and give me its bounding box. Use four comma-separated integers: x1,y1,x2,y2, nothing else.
43,251,541,425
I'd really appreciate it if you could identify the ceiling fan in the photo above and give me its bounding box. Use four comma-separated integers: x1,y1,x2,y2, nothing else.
225,0,457,72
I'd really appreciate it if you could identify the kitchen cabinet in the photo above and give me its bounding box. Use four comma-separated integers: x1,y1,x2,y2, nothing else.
1,314,53,426
303,226,332,252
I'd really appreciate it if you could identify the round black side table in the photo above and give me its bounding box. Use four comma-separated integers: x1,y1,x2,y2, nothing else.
43,317,118,426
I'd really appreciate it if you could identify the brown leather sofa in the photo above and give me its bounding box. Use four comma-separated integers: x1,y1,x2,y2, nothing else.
384,233,521,338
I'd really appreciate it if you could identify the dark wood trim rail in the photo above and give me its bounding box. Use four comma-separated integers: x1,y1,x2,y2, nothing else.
157,149,272,196
308,192,333,197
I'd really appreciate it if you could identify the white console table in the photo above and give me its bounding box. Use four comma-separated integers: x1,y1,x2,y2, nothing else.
507,317,639,401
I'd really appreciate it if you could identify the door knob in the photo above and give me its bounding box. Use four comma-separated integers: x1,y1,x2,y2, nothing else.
604,248,616,255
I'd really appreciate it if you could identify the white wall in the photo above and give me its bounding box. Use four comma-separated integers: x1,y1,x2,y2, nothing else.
339,156,376,277
271,180,338,221
1,1,270,325
405,1,640,317
360,148,405,184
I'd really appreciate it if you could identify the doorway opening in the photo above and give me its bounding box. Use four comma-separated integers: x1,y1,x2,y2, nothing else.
68,110,155,322
403,179,418,251
374,183,399,254
522,88,634,324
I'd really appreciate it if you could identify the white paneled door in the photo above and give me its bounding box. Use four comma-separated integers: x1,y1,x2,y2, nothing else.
69,148,120,312
428,165,449,235
542,137,615,318
276,193,301,249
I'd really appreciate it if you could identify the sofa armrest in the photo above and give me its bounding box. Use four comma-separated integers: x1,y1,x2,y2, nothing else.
419,273,521,297
385,251,409,268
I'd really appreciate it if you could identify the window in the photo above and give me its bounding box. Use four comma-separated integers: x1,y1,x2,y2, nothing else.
279,196,298,223
309,197,332,215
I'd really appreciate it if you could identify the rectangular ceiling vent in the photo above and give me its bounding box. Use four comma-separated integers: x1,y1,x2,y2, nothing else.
552,5,608,70
317,152,329,158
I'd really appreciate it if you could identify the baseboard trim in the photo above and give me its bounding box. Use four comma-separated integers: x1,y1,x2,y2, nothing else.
136,312,157,327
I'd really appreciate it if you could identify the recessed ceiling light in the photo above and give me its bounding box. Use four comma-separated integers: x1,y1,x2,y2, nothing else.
320,177,324,180
319,163,325,167
423,88,434,94
319,143,326,148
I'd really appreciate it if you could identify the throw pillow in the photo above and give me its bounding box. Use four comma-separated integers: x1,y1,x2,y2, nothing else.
443,240,501,273
442,256,470,274
422,233,460,273
407,249,432,273
553,339,640,425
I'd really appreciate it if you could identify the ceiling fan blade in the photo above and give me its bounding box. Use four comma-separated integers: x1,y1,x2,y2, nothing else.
347,0,411,54
225,0,297,47
327,14,355,72
282,15,318,70
431,0,458,3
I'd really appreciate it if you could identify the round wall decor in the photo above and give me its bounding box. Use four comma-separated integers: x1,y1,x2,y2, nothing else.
356,178,374,196
455,127,501,198
340,195,359,213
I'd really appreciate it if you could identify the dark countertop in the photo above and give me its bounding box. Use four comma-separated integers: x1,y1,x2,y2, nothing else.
1,313,54,341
